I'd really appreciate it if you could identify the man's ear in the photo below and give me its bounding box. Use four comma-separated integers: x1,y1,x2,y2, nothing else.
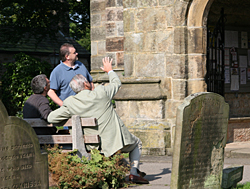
84,82,91,90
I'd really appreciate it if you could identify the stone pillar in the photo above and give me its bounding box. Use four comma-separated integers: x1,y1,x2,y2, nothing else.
106,0,124,68
90,0,106,70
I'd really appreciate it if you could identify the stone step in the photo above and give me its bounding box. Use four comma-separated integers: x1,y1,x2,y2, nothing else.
225,142,250,158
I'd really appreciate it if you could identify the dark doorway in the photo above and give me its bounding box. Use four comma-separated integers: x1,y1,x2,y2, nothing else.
206,8,225,97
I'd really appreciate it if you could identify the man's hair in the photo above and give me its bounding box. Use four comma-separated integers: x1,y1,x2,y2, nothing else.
70,74,88,93
31,74,47,94
60,43,74,62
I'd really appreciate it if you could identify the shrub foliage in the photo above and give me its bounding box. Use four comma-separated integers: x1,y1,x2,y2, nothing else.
0,53,52,116
46,145,130,189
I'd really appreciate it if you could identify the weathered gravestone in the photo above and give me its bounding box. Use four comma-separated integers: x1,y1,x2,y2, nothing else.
0,100,48,188
171,92,229,189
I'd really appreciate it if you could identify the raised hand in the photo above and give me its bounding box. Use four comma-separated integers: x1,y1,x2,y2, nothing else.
100,57,113,73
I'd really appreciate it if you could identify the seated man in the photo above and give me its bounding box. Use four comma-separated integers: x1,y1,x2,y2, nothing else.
48,57,149,184
23,74,57,135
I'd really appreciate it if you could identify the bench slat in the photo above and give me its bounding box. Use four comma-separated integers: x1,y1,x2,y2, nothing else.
24,118,97,127
84,135,100,144
37,135,100,144
37,135,72,144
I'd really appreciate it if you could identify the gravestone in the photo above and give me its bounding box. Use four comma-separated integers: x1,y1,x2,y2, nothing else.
171,92,229,189
0,100,48,188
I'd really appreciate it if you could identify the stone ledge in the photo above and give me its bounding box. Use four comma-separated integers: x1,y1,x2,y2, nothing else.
229,117,250,123
114,82,166,100
91,71,166,100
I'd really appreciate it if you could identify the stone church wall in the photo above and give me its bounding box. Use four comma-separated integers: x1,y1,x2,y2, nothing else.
90,0,206,155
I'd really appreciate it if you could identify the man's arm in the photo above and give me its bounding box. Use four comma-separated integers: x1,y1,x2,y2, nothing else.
100,57,121,99
48,89,63,106
47,105,71,123
38,98,52,121
90,82,95,90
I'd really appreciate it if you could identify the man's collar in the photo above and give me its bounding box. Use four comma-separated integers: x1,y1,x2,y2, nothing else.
60,60,79,70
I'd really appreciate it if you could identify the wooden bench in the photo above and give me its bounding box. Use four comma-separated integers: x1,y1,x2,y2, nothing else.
24,115,100,158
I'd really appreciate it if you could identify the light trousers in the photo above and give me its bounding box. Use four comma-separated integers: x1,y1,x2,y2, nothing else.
121,134,142,176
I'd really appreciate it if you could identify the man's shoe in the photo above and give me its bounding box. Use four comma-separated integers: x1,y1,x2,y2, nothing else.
129,174,149,184
137,169,146,177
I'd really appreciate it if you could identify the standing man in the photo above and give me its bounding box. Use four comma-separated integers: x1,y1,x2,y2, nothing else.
23,74,57,135
48,43,94,106
48,57,149,184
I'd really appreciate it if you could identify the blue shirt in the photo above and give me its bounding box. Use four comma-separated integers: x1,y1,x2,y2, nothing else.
50,61,93,101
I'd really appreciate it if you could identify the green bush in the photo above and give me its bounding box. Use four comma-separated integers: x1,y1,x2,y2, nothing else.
235,182,250,189
46,145,130,189
0,53,53,116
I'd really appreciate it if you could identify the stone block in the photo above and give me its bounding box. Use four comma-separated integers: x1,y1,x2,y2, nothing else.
107,9,116,21
116,21,124,36
114,82,166,100
106,8,123,22
91,27,106,41
137,0,157,7
165,99,182,118
91,14,101,27
174,27,187,54
115,101,130,120
106,37,124,52
165,54,187,79
166,8,173,27
91,41,98,56
143,32,156,52
129,100,164,119
98,41,106,55
123,10,135,32
124,53,134,76
131,130,166,149
135,53,165,77
101,12,107,22
117,52,124,66
188,54,206,79
157,30,174,53
91,0,106,14
127,119,170,130
161,77,172,99
117,9,123,21
188,27,205,54
172,79,186,100
106,0,116,7
106,23,116,37
164,130,171,148
136,8,167,32
172,1,189,26
117,0,123,7
187,79,206,96
159,0,175,6
123,0,137,8
91,55,104,70
106,52,116,66
124,32,143,52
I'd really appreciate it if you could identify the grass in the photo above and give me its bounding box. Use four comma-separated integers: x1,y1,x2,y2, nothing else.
234,182,250,189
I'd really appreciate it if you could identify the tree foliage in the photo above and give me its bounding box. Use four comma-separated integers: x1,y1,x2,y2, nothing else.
0,0,90,50
0,53,53,116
